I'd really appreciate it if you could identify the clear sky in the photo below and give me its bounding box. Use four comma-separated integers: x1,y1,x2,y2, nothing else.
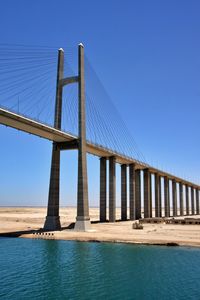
0,0,200,207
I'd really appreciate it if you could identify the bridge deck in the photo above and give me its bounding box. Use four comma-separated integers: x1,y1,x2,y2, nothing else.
0,107,199,189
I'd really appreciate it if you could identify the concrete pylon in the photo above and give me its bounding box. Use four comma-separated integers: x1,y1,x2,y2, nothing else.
135,169,141,219
185,185,189,215
155,173,161,217
44,48,64,231
100,157,107,222
74,43,90,231
172,180,177,217
164,176,170,217
109,156,116,222
144,169,151,218
196,189,199,215
179,183,183,216
191,187,195,215
129,164,135,220
121,164,127,221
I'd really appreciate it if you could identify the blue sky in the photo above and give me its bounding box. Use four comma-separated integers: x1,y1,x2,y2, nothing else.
0,0,200,207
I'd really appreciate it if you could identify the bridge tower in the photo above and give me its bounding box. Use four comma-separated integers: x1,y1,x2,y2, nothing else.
44,43,90,231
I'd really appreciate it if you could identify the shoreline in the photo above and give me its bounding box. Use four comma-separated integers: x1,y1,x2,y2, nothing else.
1,207,200,249
2,233,200,249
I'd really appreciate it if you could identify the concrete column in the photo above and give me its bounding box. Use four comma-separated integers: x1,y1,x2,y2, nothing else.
144,169,151,218
75,43,90,231
179,183,184,216
155,174,161,217
129,164,135,220
109,156,116,222
100,157,107,222
172,180,177,217
196,189,199,215
135,169,141,219
149,173,152,218
185,185,189,215
164,177,170,217
191,187,195,215
159,177,162,217
121,164,127,221
44,48,64,231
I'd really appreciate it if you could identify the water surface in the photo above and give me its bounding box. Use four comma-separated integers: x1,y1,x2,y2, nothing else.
0,238,200,299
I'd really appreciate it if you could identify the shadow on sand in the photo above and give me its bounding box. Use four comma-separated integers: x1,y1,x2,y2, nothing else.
0,222,76,238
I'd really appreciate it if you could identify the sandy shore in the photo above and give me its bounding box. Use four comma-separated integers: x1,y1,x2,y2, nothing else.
0,207,200,247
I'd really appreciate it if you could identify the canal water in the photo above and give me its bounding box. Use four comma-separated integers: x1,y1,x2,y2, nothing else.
0,238,200,300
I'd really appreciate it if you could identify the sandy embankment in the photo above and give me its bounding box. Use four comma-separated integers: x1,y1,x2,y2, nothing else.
0,207,200,247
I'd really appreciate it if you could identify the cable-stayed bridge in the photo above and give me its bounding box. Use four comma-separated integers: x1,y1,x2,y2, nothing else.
0,43,199,231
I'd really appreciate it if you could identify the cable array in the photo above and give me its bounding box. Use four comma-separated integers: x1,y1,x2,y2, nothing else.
84,55,147,163
0,43,146,163
1,44,198,184
0,44,76,128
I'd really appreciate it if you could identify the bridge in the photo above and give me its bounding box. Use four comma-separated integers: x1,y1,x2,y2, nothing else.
0,43,199,231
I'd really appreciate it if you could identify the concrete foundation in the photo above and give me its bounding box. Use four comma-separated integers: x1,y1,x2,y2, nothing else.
129,164,135,220
44,216,61,231
100,157,107,222
109,156,116,222
121,164,127,220
135,169,141,219
74,218,91,231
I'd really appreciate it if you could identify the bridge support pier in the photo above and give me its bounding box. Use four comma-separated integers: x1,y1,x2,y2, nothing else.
185,185,189,215
109,156,116,222
172,180,177,217
121,164,127,221
44,143,61,230
100,157,107,222
149,173,152,218
196,189,199,215
129,164,135,220
135,169,141,219
144,169,151,218
179,183,183,216
191,187,195,215
155,174,161,217
164,177,170,217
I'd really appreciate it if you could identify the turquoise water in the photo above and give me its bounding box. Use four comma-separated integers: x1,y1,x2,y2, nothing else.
0,238,200,300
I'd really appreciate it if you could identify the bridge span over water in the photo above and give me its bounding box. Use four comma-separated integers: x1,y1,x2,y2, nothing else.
0,44,199,231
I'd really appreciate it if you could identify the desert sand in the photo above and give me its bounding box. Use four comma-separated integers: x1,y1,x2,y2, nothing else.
0,207,200,247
